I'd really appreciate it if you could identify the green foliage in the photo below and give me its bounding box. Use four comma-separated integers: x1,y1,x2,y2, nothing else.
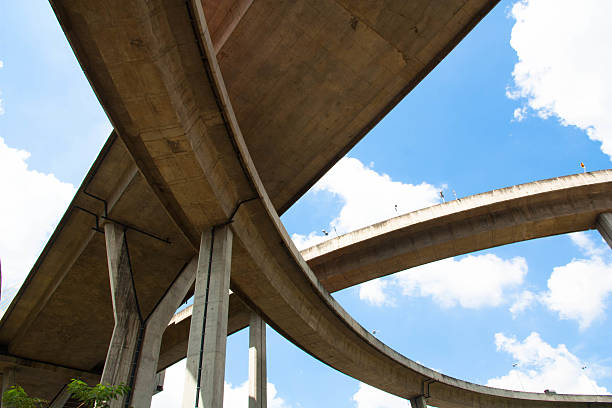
1,386,47,408
67,379,130,408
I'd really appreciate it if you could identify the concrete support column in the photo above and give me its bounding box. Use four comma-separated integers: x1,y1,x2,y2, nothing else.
1,367,16,408
129,258,197,407
101,223,142,408
249,312,267,408
182,225,233,408
596,213,612,249
49,385,72,408
409,396,427,408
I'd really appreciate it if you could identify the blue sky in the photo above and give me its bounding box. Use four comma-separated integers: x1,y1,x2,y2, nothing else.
1,0,611,406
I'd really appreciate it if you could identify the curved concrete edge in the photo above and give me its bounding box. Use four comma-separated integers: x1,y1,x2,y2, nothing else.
302,170,612,291
160,171,612,374
195,9,612,406
45,1,612,406
250,197,612,405
303,170,612,260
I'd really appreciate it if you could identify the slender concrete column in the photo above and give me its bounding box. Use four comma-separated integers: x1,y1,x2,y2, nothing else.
183,226,233,408
101,223,142,408
596,213,612,249
1,367,16,408
409,396,427,408
129,258,197,407
49,385,72,408
249,312,267,408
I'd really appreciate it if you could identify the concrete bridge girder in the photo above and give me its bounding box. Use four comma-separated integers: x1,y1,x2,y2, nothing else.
3,0,612,407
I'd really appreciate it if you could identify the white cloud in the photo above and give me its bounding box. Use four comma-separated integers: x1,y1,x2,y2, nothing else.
508,0,612,159
151,360,186,408
512,107,527,122
291,157,440,250
352,382,409,408
0,137,75,313
538,232,612,329
541,256,612,330
569,231,607,258
224,381,290,408
359,278,395,307
291,157,529,311
292,231,328,251
487,332,608,394
503,233,612,328
394,254,527,309
152,360,290,408
509,290,536,318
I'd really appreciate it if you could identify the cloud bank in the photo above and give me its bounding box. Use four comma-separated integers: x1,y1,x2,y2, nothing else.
292,157,441,250
0,137,75,313
488,332,607,394
508,0,612,159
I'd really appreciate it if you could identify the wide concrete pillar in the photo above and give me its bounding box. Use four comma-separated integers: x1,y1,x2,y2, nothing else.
129,258,198,407
596,213,612,249
1,367,16,408
409,396,427,408
101,222,142,408
182,226,233,408
249,312,267,408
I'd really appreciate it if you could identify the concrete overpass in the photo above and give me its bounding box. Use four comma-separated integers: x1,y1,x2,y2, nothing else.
158,169,612,371
1,0,611,407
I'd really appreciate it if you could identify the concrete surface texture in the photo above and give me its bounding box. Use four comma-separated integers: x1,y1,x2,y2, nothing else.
182,226,233,408
1,0,611,407
597,213,612,248
249,312,267,408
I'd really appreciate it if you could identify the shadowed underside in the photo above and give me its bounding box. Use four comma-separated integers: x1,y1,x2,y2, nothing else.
2,0,611,406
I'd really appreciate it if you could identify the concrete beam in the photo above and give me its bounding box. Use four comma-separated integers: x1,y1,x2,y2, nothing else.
596,213,612,249
0,353,99,380
130,257,197,407
101,222,142,408
249,312,267,408
183,226,233,408
303,171,612,292
206,0,254,53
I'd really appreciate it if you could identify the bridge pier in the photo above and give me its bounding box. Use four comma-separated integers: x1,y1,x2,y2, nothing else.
596,213,612,249
129,259,197,407
249,312,267,408
410,396,427,408
183,226,233,408
0,367,15,408
101,222,141,408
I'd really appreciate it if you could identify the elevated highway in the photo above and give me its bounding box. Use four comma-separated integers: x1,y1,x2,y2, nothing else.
158,169,612,371
1,0,611,407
